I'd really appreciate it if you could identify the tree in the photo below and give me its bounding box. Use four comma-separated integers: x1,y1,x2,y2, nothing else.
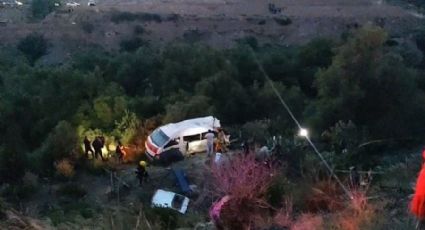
310,26,425,138
0,124,27,184
31,121,79,175
31,0,56,19
17,33,48,65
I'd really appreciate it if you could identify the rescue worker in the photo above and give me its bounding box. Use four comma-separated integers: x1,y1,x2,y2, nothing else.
411,149,425,229
92,136,105,161
136,161,149,186
217,128,228,153
84,136,94,158
115,141,126,163
205,130,215,157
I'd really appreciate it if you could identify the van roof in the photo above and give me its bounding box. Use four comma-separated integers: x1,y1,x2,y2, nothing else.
159,116,220,139
152,189,175,206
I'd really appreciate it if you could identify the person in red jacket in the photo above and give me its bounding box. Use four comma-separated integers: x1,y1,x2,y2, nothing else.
411,149,425,229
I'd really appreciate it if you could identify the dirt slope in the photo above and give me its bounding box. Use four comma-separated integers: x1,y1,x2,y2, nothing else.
0,0,423,64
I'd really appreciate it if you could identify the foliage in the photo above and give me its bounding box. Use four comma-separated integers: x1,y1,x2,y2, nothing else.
80,21,95,34
57,183,87,198
111,12,162,23
133,25,145,35
144,207,179,229
17,33,48,65
120,38,149,52
274,17,292,26
31,121,79,175
309,26,425,138
44,201,96,226
0,183,37,202
0,124,27,184
31,0,57,19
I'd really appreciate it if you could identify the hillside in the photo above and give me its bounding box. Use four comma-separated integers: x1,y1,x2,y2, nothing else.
0,0,424,64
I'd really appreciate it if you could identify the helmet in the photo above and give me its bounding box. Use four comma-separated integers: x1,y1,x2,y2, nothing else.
139,161,147,167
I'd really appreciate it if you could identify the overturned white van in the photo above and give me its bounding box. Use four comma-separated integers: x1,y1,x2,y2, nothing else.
145,116,221,161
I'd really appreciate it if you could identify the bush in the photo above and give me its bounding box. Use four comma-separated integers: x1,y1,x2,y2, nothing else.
166,13,180,22
120,38,149,52
144,207,179,229
267,177,287,207
274,17,292,26
0,183,36,201
31,0,56,19
44,201,95,226
57,183,87,198
0,126,27,184
17,33,48,65
236,36,259,50
31,121,79,175
133,25,145,35
81,21,95,34
183,29,204,43
111,12,162,23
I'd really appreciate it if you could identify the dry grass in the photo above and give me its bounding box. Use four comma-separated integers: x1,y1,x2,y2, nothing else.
55,159,75,178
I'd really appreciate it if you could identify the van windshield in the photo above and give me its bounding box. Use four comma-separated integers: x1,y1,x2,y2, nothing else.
151,129,170,147
172,194,185,210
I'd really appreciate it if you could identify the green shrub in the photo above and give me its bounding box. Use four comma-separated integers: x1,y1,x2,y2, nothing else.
81,159,106,176
274,17,292,26
57,183,87,199
111,12,162,23
0,183,36,202
17,33,48,65
120,37,149,52
30,121,79,175
183,29,204,43
236,36,259,50
0,125,27,184
81,21,95,34
144,207,179,229
133,25,145,35
166,13,180,22
267,177,287,207
137,13,162,23
31,0,57,19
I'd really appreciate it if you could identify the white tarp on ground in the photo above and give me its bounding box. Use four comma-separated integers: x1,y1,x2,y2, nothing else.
160,116,221,139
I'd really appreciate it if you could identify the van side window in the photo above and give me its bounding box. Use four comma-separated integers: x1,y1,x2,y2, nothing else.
164,139,179,148
183,134,201,142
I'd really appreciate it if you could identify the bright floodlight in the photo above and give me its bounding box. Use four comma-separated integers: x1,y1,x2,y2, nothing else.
299,128,308,137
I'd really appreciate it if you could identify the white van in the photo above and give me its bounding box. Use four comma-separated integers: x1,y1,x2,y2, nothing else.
145,116,220,160
151,189,190,214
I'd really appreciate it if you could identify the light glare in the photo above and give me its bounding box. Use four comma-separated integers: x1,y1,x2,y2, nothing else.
299,128,308,137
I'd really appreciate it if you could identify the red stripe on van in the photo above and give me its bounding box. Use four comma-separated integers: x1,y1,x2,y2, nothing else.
146,138,159,156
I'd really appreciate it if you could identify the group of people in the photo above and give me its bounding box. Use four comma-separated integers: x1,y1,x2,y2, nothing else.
84,135,149,187
84,136,106,161
83,135,126,162
205,128,228,157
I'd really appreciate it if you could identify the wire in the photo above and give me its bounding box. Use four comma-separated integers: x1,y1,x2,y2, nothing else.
248,47,353,199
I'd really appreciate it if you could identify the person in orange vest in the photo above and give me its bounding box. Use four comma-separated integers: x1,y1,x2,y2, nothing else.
115,141,126,163
411,149,425,229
